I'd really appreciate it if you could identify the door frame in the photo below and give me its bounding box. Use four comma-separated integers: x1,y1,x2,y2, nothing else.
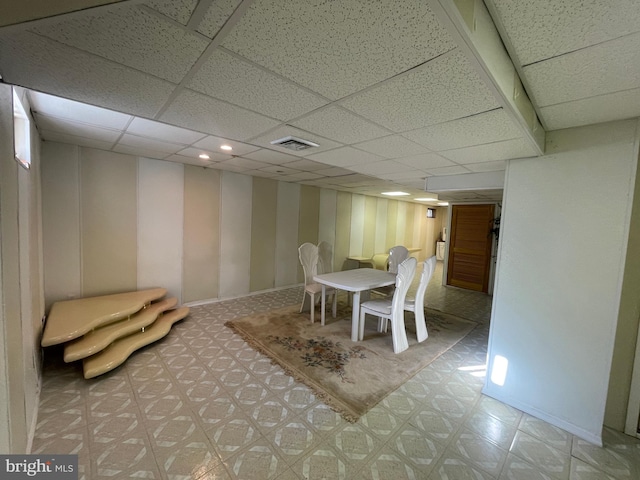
442,201,501,295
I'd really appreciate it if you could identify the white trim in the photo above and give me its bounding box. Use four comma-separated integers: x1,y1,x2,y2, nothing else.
184,283,302,307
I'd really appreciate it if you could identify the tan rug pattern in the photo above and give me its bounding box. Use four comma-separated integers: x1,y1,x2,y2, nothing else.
225,304,477,422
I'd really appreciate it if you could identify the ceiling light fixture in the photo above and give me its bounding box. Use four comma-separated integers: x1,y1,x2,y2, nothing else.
381,191,410,196
220,145,232,151
415,197,437,202
437,202,449,206
198,153,210,159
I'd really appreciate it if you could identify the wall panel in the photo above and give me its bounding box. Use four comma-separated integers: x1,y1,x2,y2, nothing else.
137,159,184,302
374,198,388,254
275,181,300,286
250,177,277,292
318,189,337,270
349,194,365,256
41,142,81,308
220,172,252,298
362,196,377,257
80,148,137,297
183,166,220,303
335,191,352,271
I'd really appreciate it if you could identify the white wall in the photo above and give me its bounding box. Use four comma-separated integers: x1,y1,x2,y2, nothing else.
485,119,639,445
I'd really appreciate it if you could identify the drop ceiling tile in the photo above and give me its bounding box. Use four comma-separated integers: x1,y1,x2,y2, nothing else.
424,165,471,176
161,90,280,140
540,87,640,130
221,0,456,99
117,133,185,154
523,32,640,107
249,126,343,156
197,0,243,38
0,32,176,118
354,135,430,159
241,149,301,164
39,130,116,151
219,157,271,170
402,109,522,151
313,167,354,177
349,160,410,175
28,92,132,129
464,160,507,173
213,162,250,173
112,144,171,159
259,165,301,175
144,0,198,25
192,136,259,156
377,170,427,181
34,114,121,143
341,49,499,132
291,106,390,144
395,153,455,170
441,138,537,164
488,0,640,66
165,153,217,166
282,159,328,172
126,118,207,145
189,49,327,121
30,6,209,83
244,169,280,179
305,146,384,168
281,172,324,181
174,148,232,162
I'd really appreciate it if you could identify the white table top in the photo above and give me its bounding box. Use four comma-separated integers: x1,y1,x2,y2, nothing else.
313,268,396,292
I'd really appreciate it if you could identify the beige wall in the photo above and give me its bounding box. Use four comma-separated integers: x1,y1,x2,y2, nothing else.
0,85,44,453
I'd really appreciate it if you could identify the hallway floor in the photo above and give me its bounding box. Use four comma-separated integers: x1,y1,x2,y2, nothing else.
33,262,640,479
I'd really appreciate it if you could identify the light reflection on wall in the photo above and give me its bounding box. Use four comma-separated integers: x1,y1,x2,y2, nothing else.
490,355,509,386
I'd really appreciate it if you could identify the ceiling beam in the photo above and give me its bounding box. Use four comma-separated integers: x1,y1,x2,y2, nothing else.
428,0,545,156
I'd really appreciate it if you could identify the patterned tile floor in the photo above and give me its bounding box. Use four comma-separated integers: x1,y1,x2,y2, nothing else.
33,262,640,479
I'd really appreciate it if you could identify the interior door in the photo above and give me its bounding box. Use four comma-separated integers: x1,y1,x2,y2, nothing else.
447,204,495,293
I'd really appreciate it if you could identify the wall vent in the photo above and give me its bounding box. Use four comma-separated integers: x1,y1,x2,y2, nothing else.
270,135,319,151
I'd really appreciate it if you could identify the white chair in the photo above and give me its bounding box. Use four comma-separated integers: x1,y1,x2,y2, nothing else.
387,245,409,274
372,245,409,297
359,257,417,353
404,256,436,343
298,242,337,324
317,241,333,275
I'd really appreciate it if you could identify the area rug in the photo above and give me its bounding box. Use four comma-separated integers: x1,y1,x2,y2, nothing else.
225,304,477,422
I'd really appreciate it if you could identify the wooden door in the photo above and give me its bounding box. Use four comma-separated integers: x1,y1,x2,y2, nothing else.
447,204,495,293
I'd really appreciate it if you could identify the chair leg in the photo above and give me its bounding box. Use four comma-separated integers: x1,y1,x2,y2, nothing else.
300,293,306,313
415,309,428,343
310,293,315,324
359,310,367,341
332,291,337,318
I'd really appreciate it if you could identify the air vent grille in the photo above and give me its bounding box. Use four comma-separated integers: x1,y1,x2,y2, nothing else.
270,135,319,151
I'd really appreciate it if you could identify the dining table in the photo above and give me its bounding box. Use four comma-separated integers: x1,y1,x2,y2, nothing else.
313,268,397,341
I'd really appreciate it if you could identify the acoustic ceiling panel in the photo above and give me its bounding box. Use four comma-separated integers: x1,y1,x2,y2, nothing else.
353,135,430,159
488,0,640,66
402,109,522,152
442,137,538,164
305,146,384,168
540,87,640,130
144,0,198,26
0,31,176,118
126,117,208,145
34,114,122,143
31,6,209,83
341,49,499,132
291,106,391,145
188,49,328,121
196,0,243,38
395,153,455,170
221,0,456,99
523,32,640,107
160,90,280,141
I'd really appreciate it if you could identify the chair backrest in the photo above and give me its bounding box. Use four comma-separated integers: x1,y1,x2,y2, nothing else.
298,242,319,286
317,241,333,274
414,256,437,311
387,245,409,274
391,257,417,317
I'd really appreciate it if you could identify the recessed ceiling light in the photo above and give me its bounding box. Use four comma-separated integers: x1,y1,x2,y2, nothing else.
198,153,210,160
220,145,232,151
415,197,437,202
381,191,410,196
437,202,449,206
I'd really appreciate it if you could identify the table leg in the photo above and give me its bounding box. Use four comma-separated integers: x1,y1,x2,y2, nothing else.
351,291,361,342
320,285,326,326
